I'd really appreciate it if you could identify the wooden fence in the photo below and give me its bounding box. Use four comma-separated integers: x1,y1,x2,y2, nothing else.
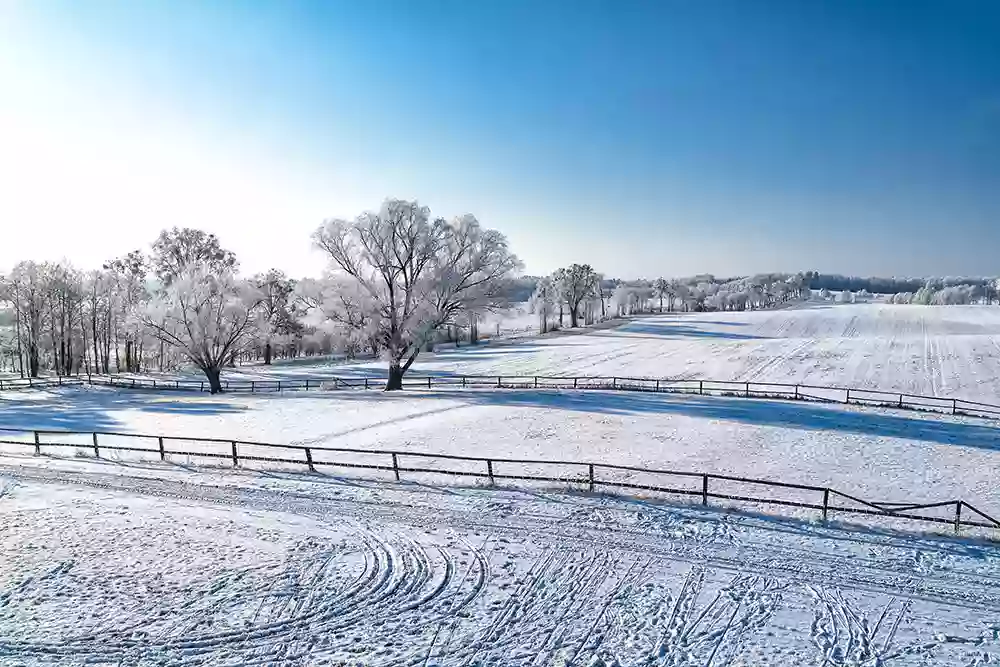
7,373,997,422
1,426,998,535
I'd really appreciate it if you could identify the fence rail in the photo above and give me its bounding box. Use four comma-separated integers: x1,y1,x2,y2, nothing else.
0,426,997,535
4,373,997,421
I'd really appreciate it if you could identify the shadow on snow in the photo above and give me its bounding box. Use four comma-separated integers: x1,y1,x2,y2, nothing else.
326,387,1000,451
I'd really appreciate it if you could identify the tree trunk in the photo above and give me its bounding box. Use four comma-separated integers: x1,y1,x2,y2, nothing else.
264,342,272,365
570,307,579,328
203,366,223,394
385,363,404,391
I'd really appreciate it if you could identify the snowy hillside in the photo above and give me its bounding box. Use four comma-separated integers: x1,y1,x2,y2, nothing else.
1,458,999,666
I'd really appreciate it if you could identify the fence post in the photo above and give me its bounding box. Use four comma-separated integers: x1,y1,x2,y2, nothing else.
33,431,40,455
391,453,400,481
702,474,709,505
58,376,62,386
92,432,99,457
699,380,704,395
365,377,369,390
153,380,157,389
201,381,204,392
588,463,595,493
487,459,495,486
952,398,957,415
846,388,851,404
462,376,466,388
305,379,310,390
613,377,617,389
158,436,165,461
955,501,963,534
251,381,255,393
132,379,136,389
795,385,800,400
497,376,502,388
428,376,432,389
574,377,578,389
655,379,660,391
822,488,830,522
305,447,315,472
278,381,282,393
231,441,238,467
534,376,538,389
745,382,750,398
898,394,904,409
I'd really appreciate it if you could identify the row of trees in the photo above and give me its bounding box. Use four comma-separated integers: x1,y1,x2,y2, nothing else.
4,199,997,391
0,200,522,392
807,272,1000,299
526,271,811,332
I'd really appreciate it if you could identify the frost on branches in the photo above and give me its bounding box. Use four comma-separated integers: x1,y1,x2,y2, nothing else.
312,199,521,390
142,267,261,393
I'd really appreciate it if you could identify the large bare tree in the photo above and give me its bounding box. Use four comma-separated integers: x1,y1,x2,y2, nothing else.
142,266,261,393
313,199,521,390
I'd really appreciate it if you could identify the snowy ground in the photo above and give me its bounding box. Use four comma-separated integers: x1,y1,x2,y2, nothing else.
2,457,1000,666
74,302,1000,403
3,385,1000,517
401,303,1000,401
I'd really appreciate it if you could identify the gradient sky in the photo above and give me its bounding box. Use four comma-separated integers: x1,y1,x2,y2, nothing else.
1,0,998,278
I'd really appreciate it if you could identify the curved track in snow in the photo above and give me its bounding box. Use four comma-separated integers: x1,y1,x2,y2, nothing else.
1,464,999,665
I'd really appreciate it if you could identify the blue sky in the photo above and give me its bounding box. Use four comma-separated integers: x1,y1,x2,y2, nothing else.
1,0,998,278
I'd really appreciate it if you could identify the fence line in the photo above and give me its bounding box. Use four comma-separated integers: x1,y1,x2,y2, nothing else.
0,426,997,535
2,373,997,422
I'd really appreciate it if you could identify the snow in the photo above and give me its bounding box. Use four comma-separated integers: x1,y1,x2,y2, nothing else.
95,302,1000,403
391,303,1000,402
4,302,1000,663
3,385,1000,517
1,458,999,666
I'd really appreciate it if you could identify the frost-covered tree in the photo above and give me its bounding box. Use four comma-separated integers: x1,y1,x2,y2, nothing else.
528,276,558,333
141,266,262,393
553,264,599,328
103,251,148,373
312,199,521,390
296,275,382,359
652,277,671,313
150,228,238,286
253,269,298,364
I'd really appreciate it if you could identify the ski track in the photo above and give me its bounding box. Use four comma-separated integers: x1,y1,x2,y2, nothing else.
1,466,1000,665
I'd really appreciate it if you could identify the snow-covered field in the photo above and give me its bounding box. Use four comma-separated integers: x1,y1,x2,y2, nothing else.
109,302,1000,403
3,385,1000,516
403,303,1000,401
2,457,1000,666
5,301,1000,664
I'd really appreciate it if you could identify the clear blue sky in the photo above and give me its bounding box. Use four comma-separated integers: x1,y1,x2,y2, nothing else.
1,0,998,278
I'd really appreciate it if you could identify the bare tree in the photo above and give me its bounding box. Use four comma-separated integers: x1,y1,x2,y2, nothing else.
528,276,558,333
313,199,521,390
553,264,599,328
653,277,670,313
150,228,238,286
253,269,297,364
142,266,261,393
104,251,148,373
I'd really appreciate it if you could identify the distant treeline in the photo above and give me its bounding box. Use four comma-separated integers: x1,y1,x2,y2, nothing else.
805,273,996,295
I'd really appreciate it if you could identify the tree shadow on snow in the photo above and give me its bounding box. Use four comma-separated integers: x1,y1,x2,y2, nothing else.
330,388,1000,452
0,387,246,433
612,321,766,340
